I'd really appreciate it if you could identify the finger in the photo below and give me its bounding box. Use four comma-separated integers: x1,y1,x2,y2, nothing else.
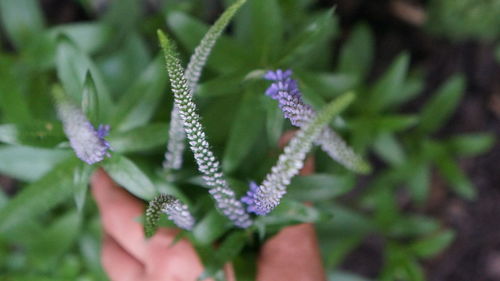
91,168,148,261
102,233,145,281
143,228,209,281
257,223,326,281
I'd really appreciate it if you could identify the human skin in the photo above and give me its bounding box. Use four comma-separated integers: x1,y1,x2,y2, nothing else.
91,132,326,281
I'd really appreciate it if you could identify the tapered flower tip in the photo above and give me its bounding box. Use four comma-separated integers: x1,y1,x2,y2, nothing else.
241,181,278,215
265,83,279,98
264,69,292,81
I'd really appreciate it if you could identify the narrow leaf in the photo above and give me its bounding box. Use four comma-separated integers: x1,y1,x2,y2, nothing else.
369,53,410,111
81,72,99,125
102,154,156,200
223,90,265,173
419,76,464,134
0,145,70,182
108,123,168,153
338,23,374,78
112,56,167,131
0,157,78,233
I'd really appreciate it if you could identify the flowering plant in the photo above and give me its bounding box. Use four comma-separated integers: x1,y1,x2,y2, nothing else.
0,0,493,280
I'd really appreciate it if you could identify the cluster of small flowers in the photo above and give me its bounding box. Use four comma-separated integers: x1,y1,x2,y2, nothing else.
162,0,246,172
163,106,185,170
160,32,252,228
264,70,316,127
264,69,370,173
56,99,111,165
241,126,317,215
161,195,195,230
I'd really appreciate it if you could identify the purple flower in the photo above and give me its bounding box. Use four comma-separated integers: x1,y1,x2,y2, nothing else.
263,70,316,127
241,181,268,215
56,100,111,165
262,69,371,174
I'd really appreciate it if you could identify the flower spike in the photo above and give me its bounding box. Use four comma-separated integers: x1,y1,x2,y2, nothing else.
264,69,371,174
53,86,111,165
145,194,195,237
158,30,252,228
163,0,247,171
242,93,355,215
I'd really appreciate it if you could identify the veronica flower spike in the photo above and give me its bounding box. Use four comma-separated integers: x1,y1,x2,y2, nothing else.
53,86,111,165
163,0,247,171
145,194,195,237
158,30,252,228
242,93,355,215
264,69,371,174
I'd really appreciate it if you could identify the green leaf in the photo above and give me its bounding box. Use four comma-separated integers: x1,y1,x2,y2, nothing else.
373,133,406,166
406,161,430,205
419,75,464,134
247,0,283,62
72,163,93,212
107,123,168,153
445,133,495,157
388,215,439,237
81,72,99,125
368,53,410,112
0,57,31,123
296,70,358,99
0,0,45,48
410,230,455,258
112,56,167,131
98,32,150,96
287,174,355,201
102,154,156,200
200,230,247,279
350,115,418,133
196,71,246,98
263,96,284,146
27,211,81,269
258,200,327,225
223,90,265,173
167,11,252,73
0,157,78,233
192,210,231,246
0,122,65,148
50,23,112,54
435,153,475,199
280,9,337,66
56,37,113,120
338,23,374,79
0,145,71,182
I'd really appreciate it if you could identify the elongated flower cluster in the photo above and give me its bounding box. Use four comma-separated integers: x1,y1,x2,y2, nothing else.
264,69,370,174
145,194,194,237
163,107,185,170
54,87,111,165
163,0,247,171
158,31,252,228
242,93,355,215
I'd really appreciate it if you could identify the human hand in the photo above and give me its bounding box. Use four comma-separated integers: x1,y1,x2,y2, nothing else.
91,132,325,281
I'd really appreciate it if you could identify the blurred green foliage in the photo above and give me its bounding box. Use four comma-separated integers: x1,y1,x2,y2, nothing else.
0,0,495,280
426,0,500,40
